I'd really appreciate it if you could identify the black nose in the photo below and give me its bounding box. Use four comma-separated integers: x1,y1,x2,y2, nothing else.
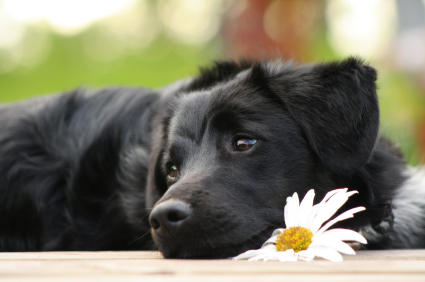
149,200,192,238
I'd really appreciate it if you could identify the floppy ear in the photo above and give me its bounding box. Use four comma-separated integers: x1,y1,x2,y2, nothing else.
269,57,379,174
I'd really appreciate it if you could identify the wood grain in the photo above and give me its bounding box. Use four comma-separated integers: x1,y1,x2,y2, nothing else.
1,250,424,281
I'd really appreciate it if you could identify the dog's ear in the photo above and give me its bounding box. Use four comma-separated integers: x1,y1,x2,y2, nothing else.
266,57,379,174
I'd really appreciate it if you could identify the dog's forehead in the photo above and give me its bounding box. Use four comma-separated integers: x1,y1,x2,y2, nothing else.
168,91,212,142
167,81,270,143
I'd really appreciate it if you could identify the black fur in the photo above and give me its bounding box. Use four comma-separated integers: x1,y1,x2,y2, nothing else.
0,57,422,257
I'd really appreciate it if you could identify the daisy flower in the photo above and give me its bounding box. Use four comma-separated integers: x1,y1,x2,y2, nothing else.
233,188,367,262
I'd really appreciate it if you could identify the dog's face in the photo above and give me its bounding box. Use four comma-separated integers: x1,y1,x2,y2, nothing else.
146,58,380,258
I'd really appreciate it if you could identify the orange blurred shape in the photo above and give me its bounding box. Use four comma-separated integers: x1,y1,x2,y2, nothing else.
222,0,323,61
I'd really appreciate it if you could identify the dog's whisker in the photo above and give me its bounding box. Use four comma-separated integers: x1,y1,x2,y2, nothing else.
139,213,151,223
127,230,152,247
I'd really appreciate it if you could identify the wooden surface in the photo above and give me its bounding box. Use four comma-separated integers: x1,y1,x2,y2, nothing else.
1,250,425,281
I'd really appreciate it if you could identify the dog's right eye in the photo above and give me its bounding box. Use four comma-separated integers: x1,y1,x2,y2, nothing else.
234,138,257,152
168,165,179,180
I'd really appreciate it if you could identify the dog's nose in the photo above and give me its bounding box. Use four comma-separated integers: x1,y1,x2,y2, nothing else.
149,200,192,238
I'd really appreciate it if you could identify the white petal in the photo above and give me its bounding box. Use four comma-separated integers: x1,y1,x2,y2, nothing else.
248,249,295,262
298,189,315,227
318,189,347,206
271,228,285,237
310,236,355,255
305,204,320,230
291,192,300,226
285,196,293,227
281,248,295,256
299,255,314,262
249,254,271,261
262,235,278,247
310,190,358,234
263,256,280,261
277,253,298,262
296,249,316,260
307,245,343,262
284,199,291,228
313,207,366,239
273,249,297,262
232,245,276,260
297,249,315,262
305,189,345,229
318,228,367,244
233,252,260,260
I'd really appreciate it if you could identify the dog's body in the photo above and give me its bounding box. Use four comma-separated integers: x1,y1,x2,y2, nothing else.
1,58,425,258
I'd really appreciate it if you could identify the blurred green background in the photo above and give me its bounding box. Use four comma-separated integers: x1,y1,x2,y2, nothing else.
0,0,425,165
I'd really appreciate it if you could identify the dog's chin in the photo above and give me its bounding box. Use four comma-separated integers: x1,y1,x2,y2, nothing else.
154,227,275,259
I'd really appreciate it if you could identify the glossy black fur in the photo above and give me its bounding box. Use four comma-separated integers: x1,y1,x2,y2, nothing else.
0,58,420,257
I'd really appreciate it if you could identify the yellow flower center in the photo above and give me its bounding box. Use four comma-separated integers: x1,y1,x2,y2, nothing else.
276,227,313,252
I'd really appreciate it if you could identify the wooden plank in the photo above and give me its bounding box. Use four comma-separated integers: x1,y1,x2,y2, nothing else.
344,249,425,260
0,251,163,260
2,249,425,260
0,250,425,282
3,274,425,282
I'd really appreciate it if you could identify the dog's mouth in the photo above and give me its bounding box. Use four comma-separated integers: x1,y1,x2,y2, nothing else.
154,225,277,259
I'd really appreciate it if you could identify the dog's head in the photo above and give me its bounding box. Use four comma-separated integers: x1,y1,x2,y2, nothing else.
146,58,379,258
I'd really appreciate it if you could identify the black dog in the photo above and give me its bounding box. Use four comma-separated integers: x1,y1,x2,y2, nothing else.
1,57,425,258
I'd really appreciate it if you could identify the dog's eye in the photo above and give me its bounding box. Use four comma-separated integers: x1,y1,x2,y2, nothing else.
234,138,257,152
168,165,179,180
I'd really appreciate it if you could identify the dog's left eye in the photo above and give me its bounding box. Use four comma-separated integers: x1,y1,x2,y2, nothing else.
168,165,179,180
234,138,257,152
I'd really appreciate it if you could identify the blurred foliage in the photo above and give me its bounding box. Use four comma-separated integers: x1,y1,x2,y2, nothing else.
0,33,220,102
1,0,425,166
379,71,425,165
